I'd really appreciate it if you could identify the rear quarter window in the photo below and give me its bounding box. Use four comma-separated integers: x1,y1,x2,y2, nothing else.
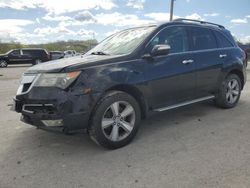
30,50,46,56
214,31,234,48
190,27,217,51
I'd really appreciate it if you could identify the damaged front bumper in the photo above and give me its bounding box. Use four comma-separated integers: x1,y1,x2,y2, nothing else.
13,96,92,133
13,82,101,133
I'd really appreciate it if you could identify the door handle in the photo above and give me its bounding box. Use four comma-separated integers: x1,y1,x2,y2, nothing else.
219,54,227,58
182,59,194,64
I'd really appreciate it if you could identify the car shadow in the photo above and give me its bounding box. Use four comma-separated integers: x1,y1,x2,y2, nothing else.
0,100,227,155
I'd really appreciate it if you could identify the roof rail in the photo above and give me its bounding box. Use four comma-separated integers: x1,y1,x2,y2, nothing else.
173,18,225,29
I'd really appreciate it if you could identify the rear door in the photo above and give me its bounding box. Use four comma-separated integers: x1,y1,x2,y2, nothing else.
143,26,196,108
213,30,236,62
21,50,33,64
190,27,223,98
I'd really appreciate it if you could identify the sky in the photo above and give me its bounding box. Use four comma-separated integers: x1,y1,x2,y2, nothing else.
0,0,250,44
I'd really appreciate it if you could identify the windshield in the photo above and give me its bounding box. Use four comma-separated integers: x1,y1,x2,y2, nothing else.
88,26,156,56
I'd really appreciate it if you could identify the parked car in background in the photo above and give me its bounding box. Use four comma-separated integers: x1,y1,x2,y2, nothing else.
13,19,247,149
239,44,250,62
50,51,65,60
64,50,77,58
0,48,50,67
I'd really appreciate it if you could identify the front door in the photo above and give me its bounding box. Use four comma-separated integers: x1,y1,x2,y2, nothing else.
143,26,196,108
8,49,22,64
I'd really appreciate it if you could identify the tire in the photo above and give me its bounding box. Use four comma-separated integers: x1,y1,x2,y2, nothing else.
0,60,8,68
215,74,241,108
33,59,42,65
88,91,141,149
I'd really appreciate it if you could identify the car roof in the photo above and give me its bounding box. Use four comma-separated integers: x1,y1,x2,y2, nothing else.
123,19,227,36
21,48,46,51
160,19,225,31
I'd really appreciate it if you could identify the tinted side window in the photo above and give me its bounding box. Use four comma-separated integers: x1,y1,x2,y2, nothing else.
191,27,217,50
22,50,31,55
214,31,234,48
148,26,189,54
40,50,47,56
30,50,43,56
11,50,20,55
25,50,36,56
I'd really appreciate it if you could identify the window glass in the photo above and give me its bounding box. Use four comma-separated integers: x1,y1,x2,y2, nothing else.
191,27,217,50
22,50,31,55
30,50,43,56
10,50,20,55
148,26,189,54
214,31,234,48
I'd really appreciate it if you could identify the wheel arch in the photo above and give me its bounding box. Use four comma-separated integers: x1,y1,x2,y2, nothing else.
227,69,245,90
105,84,148,119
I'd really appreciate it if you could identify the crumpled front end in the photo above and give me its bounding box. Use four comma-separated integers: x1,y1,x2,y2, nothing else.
13,72,101,133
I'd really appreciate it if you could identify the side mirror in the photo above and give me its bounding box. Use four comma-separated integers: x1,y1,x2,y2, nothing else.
151,44,171,57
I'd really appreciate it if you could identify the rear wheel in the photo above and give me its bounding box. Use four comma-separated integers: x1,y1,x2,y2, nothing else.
215,74,241,108
34,59,42,65
88,91,141,149
0,60,8,68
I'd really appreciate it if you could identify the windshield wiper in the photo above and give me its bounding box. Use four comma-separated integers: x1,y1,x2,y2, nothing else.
90,51,110,55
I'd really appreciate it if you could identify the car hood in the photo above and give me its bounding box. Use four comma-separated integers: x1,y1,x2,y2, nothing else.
0,53,7,57
25,54,126,74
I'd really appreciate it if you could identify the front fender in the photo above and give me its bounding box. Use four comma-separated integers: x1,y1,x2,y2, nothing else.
75,60,145,94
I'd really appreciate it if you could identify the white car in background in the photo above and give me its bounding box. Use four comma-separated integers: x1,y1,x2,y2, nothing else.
64,50,79,58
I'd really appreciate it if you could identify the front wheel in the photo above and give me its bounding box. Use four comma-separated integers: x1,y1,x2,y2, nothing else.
88,91,141,149
215,74,241,108
0,60,8,68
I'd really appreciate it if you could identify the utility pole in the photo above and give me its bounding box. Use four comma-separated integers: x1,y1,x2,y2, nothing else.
169,0,175,21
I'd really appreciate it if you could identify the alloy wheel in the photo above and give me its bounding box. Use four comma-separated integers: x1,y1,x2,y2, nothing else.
101,101,136,142
0,60,7,67
35,59,42,64
226,78,240,104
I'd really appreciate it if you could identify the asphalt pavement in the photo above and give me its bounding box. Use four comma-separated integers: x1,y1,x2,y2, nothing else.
0,64,250,188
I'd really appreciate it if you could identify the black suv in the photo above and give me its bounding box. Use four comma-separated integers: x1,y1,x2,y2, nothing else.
13,19,247,149
0,48,50,67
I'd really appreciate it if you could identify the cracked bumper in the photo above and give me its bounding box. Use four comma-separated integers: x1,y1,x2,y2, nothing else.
13,88,101,133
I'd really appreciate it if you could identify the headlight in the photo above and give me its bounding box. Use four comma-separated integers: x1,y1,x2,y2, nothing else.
34,71,81,89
